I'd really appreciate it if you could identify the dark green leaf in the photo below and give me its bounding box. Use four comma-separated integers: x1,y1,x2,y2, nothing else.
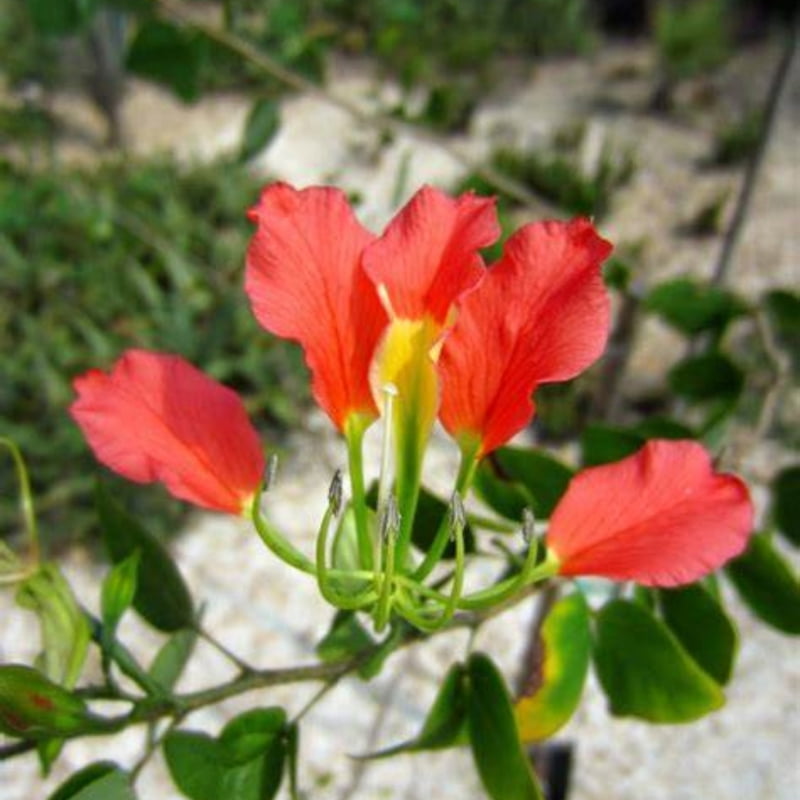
764,289,800,370
659,584,737,685
466,653,543,800
239,99,280,162
473,458,533,522
645,278,747,336
163,731,223,800
489,447,573,519
515,592,591,741
581,424,643,467
48,762,136,800
593,600,724,722
316,611,374,663
219,708,287,765
28,0,99,35
96,482,193,632
357,663,468,758
726,533,800,634
358,623,404,680
668,352,744,403
148,628,198,691
126,21,206,102
285,723,299,800
773,466,800,546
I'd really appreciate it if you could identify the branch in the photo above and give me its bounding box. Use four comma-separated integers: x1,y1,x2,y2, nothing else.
151,0,558,214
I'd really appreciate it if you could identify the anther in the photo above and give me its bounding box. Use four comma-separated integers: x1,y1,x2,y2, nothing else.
263,453,279,491
328,469,343,515
522,508,536,544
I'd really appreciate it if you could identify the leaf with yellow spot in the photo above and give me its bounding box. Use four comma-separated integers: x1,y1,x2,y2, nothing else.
515,592,591,742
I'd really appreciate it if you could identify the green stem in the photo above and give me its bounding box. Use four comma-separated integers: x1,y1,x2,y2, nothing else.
251,505,316,575
458,549,557,611
0,437,41,565
315,505,377,610
412,443,479,582
345,415,374,570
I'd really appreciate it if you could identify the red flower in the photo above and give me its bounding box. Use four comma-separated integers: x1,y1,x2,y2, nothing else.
70,350,265,515
246,183,498,436
246,183,611,460
439,218,612,457
546,440,753,587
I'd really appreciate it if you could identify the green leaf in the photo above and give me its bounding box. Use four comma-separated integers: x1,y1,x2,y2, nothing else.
16,564,90,689
358,623,404,680
581,424,643,467
164,713,288,800
101,551,140,640
164,731,223,800
474,458,533,522
148,627,198,691
773,466,800,546
27,0,99,35
659,583,738,685
96,482,194,632
645,278,747,336
239,99,280,162
316,611,374,663
515,592,591,741
48,762,136,800
358,663,468,758
764,289,800,370
126,21,206,102
285,723,299,800
219,708,287,765
593,600,724,722
668,352,744,403
489,447,574,518
0,665,102,739
466,653,543,800
725,533,800,634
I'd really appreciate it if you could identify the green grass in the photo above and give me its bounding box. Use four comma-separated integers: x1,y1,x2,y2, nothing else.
0,155,309,546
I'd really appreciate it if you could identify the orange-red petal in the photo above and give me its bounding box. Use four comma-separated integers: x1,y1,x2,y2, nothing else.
70,350,265,514
245,183,386,430
546,440,753,587
363,186,499,323
439,218,612,456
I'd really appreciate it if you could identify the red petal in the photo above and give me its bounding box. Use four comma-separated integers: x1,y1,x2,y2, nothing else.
363,186,499,323
246,183,386,430
439,218,612,455
70,350,265,514
546,440,753,587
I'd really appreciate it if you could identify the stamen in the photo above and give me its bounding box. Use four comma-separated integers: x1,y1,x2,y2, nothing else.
263,453,279,492
377,383,399,515
522,508,536,544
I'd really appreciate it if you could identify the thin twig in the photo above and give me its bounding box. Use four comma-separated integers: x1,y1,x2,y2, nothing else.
710,32,796,285
152,0,558,214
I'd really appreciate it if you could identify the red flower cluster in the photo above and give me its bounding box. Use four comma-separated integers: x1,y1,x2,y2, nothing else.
245,183,612,457
69,183,753,587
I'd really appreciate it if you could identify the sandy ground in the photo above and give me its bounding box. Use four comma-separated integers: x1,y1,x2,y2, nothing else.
2,39,799,800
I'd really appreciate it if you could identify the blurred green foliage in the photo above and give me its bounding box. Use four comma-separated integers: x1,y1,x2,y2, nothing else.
460,124,636,219
655,0,731,80
0,156,309,544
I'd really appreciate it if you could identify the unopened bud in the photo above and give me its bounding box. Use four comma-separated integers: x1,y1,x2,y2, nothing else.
263,454,279,491
380,495,401,542
522,508,536,544
328,469,343,515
